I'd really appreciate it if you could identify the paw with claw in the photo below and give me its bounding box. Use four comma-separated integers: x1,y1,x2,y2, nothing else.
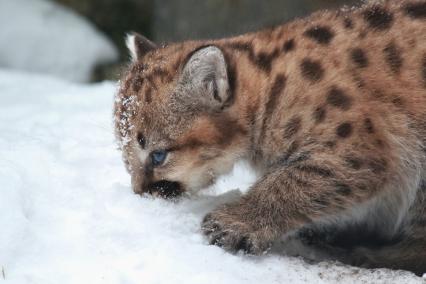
201,205,273,255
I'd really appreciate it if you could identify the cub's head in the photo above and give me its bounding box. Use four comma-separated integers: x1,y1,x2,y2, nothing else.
114,33,247,198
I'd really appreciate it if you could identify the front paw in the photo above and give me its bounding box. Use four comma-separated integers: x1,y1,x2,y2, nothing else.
201,207,271,255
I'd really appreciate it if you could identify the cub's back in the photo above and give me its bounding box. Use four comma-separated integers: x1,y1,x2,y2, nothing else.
213,0,426,160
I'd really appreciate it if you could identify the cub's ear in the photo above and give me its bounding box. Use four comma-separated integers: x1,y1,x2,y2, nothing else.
180,46,231,110
125,32,157,61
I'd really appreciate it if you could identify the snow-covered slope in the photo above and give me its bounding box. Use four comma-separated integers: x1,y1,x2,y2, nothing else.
0,70,423,284
0,0,118,82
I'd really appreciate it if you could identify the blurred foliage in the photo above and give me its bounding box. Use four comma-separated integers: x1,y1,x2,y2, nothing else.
54,0,357,81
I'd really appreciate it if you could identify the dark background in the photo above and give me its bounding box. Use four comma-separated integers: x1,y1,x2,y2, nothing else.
53,0,358,80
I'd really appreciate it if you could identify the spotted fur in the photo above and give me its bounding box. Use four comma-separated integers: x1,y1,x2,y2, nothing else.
300,58,325,82
303,26,335,44
115,0,426,276
350,48,369,68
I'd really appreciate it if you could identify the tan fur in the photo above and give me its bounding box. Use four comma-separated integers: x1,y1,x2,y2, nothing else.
115,0,426,275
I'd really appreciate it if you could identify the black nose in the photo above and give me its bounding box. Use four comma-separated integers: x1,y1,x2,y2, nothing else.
148,180,183,198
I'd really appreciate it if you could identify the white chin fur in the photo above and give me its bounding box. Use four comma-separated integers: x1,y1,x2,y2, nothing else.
186,156,238,193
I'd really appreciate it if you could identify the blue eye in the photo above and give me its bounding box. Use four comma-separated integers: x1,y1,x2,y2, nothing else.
151,150,168,166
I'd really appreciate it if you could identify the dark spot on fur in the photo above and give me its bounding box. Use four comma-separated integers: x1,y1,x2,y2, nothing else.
225,41,252,53
132,76,144,92
225,41,280,73
391,96,404,108
335,182,352,195
284,116,302,139
122,76,132,94
370,89,386,100
254,48,280,72
384,42,403,74
293,164,334,178
344,18,354,29
324,141,336,149
304,26,334,45
172,56,184,73
358,30,368,39
336,122,353,138
279,140,300,165
259,74,287,143
300,59,324,82
145,87,152,103
408,38,417,48
265,74,287,116
358,184,369,192
363,6,394,30
364,118,375,133
247,103,259,147
313,106,326,123
403,2,426,19
145,75,157,91
212,114,247,147
350,48,369,68
345,156,363,170
154,68,173,83
368,158,387,173
375,139,384,147
283,39,295,52
327,87,352,110
130,63,147,74
289,152,311,165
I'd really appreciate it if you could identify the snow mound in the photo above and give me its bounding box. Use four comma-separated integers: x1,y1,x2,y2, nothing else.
0,70,423,283
0,0,118,82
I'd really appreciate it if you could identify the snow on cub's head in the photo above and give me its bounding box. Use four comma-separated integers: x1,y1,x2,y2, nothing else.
114,33,247,198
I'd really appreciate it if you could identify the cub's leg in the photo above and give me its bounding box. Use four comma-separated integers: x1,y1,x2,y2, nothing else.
347,180,426,276
202,150,407,255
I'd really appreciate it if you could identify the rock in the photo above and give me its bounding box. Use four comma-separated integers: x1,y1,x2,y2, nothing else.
0,0,118,82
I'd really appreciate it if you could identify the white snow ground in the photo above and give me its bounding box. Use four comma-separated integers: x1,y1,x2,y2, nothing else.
0,0,118,83
0,69,424,284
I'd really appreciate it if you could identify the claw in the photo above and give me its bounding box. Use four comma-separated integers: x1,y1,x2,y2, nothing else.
210,232,227,246
236,236,253,254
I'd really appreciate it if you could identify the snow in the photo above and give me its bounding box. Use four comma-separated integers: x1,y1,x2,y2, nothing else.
0,69,424,284
0,0,118,83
